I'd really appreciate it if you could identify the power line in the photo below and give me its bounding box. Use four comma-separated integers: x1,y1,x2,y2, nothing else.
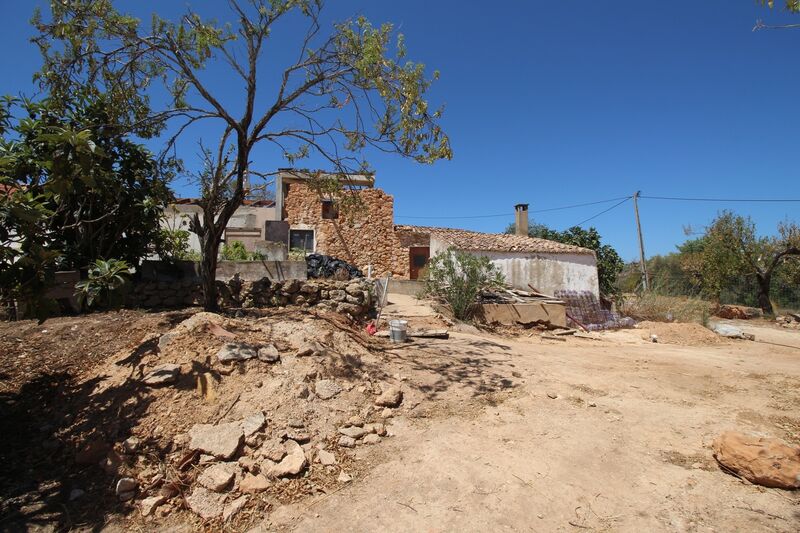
530,196,632,213
572,197,631,227
641,195,800,203
395,195,633,220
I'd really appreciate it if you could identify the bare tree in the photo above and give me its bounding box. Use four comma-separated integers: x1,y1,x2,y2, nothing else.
33,0,452,310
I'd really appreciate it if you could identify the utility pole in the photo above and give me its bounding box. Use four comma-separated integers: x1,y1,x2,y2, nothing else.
633,191,649,291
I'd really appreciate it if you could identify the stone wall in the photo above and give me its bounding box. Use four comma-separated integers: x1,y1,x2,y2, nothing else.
126,277,374,318
284,183,410,278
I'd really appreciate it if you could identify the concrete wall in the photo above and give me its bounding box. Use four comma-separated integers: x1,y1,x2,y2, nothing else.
430,236,600,298
140,260,306,282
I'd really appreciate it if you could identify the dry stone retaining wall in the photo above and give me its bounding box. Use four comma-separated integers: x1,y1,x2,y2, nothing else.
126,277,375,318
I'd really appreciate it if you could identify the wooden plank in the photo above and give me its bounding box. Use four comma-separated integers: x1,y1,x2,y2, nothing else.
375,329,449,339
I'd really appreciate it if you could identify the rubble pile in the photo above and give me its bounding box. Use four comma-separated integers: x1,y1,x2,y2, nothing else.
776,313,800,329
715,305,763,320
128,276,375,317
72,311,406,528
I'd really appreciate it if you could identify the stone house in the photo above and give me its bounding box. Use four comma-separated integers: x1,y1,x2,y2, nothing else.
163,169,599,296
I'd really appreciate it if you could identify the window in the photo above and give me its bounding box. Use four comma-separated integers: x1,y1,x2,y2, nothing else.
289,229,314,253
321,200,338,220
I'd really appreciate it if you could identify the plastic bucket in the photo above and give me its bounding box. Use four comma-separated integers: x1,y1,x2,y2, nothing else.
389,319,408,343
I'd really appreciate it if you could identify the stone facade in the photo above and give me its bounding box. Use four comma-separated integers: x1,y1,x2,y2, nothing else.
283,183,410,278
126,277,374,318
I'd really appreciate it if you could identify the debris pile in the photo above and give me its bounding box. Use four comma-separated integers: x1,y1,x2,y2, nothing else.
714,305,763,320
776,313,800,329
70,311,406,527
306,254,364,280
555,290,635,331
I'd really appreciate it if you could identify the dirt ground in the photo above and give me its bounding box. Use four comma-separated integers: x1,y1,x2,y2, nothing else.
1,295,799,532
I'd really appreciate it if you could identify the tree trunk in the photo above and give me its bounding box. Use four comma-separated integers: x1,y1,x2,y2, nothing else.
756,272,773,315
200,230,220,312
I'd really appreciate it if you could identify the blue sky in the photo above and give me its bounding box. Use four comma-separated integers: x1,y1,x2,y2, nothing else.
1,1,799,260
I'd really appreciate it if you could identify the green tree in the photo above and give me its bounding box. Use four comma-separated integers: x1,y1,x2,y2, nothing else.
506,222,624,297
698,211,800,314
0,96,173,316
34,0,452,311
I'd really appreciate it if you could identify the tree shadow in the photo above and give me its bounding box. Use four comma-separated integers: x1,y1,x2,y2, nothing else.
0,365,160,531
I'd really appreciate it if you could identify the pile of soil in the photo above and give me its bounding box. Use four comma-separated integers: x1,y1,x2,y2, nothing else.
636,320,722,346
0,308,420,531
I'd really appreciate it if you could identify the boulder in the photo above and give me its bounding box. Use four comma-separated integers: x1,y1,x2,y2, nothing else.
259,438,287,462
186,487,226,519
217,343,258,363
188,422,244,460
712,431,800,489
263,439,307,478
315,379,341,400
198,462,237,492
142,364,181,386
375,385,403,408
338,436,356,448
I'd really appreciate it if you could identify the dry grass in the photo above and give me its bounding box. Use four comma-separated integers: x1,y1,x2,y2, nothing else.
618,292,714,324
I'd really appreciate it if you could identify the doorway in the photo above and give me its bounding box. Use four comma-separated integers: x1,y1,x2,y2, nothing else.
409,247,430,280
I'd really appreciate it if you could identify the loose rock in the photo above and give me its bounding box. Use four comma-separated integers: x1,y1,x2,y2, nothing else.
375,385,403,407
315,379,342,400
198,463,237,492
217,343,258,363
122,436,140,454
142,363,181,386
239,412,267,437
263,440,307,478
186,487,226,519
257,344,281,363
338,436,356,448
712,431,800,489
115,477,137,496
223,495,249,522
317,450,337,465
140,495,166,517
339,426,368,439
337,472,353,483
239,473,270,493
188,422,244,460
362,434,382,445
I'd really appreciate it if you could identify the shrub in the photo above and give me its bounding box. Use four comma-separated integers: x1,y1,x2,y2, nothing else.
74,259,132,309
423,247,505,320
618,291,714,324
220,241,250,261
155,228,197,262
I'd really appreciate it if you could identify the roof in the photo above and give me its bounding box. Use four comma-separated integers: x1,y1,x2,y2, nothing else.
278,168,375,188
394,225,595,255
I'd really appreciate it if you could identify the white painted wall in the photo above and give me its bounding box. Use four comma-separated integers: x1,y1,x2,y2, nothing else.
161,204,277,254
430,236,600,297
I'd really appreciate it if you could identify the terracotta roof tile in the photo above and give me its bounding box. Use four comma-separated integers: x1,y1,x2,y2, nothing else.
394,225,594,255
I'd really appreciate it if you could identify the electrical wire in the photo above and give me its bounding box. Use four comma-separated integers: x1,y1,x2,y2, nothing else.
395,195,633,220
572,196,631,227
641,195,800,203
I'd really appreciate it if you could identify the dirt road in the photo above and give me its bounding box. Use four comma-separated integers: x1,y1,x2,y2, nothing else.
265,314,800,531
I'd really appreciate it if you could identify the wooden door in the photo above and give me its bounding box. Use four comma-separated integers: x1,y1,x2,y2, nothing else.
409,247,430,280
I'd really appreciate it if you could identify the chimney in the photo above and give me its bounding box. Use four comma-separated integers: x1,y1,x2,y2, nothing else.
514,204,529,236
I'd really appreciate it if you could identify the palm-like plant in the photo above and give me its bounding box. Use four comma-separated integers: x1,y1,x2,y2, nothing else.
75,259,131,309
